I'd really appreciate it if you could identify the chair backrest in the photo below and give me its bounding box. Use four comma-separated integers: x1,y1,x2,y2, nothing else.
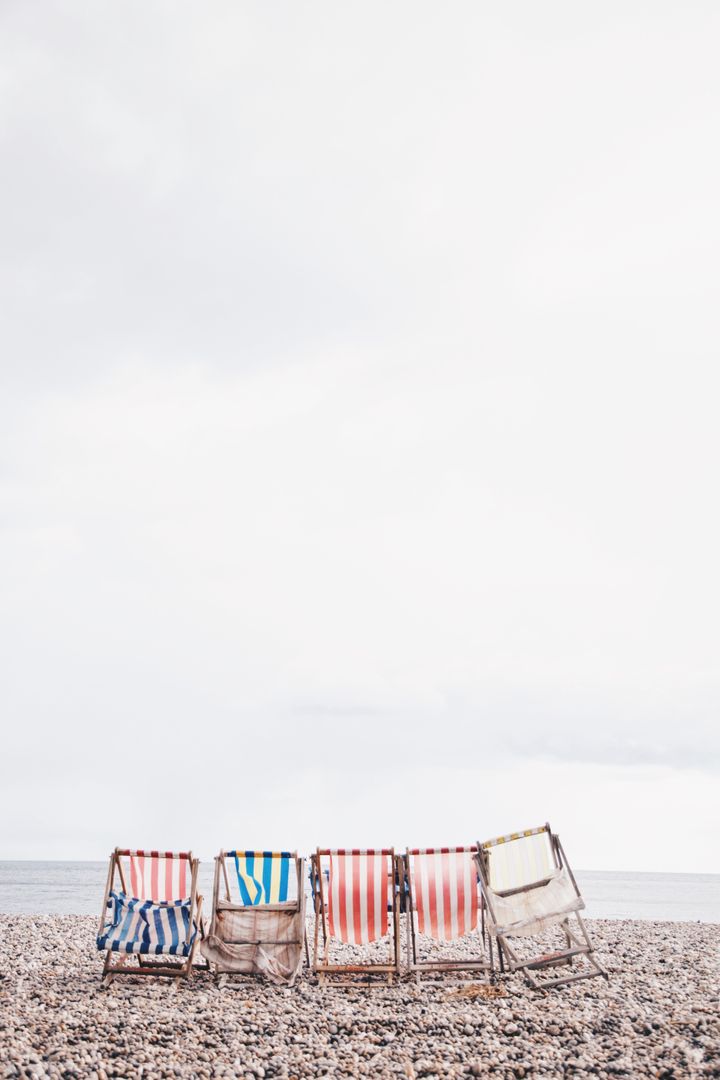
118,849,193,902
229,850,295,906
407,847,478,941
480,826,557,893
323,849,393,945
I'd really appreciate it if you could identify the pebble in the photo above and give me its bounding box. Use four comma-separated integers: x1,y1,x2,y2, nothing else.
0,915,718,1078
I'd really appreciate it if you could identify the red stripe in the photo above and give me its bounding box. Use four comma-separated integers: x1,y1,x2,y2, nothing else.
328,857,336,939
129,856,139,898
414,853,425,934
150,857,159,902
164,857,173,901
441,851,452,938
367,853,376,942
426,854,439,938
178,859,187,898
352,853,362,943
455,852,467,937
379,854,388,938
338,855,349,941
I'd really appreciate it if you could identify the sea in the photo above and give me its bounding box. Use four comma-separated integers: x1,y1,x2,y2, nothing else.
0,863,717,921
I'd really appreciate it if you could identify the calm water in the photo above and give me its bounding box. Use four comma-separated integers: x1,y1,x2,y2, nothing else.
0,862,717,921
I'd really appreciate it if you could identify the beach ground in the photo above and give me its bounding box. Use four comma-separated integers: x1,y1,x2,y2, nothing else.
1,916,717,1078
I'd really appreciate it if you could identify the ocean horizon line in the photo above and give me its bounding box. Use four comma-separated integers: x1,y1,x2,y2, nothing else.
1,859,718,877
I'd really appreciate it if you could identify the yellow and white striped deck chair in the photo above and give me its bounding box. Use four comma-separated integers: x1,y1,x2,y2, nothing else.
475,824,607,990
201,850,306,987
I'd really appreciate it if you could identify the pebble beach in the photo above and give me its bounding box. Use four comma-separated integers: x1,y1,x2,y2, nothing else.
1,916,718,1079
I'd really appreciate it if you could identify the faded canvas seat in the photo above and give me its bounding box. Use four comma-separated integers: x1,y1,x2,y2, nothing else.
485,865,583,937
202,850,306,986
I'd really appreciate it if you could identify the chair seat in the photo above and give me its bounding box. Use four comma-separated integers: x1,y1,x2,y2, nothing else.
97,891,199,956
487,866,584,937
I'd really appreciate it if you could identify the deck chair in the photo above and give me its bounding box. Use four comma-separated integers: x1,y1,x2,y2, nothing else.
403,846,489,980
97,848,205,985
201,850,306,986
310,848,401,982
475,824,607,990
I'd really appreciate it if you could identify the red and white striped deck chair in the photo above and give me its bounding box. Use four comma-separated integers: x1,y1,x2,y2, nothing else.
475,824,607,990
403,847,489,979
97,848,205,985
310,849,401,982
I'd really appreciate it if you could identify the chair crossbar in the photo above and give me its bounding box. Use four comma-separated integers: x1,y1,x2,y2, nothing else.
116,849,192,859
316,848,394,856
481,826,549,849
408,846,477,856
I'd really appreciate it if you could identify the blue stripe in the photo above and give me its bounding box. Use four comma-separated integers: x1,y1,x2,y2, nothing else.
279,854,290,902
115,897,137,949
153,906,165,955
262,853,272,902
167,906,179,953
139,900,152,951
246,852,257,902
235,853,254,905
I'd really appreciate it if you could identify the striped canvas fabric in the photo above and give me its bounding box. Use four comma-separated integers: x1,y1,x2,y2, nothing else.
97,891,197,956
483,828,555,893
231,851,292,906
124,851,190,902
409,848,479,941
327,850,391,945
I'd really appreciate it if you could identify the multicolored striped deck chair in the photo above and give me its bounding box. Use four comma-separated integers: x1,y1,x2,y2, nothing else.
201,851,306,986
310,849,400,983
402,846,489,980
475,824,607,990
97,849,205,985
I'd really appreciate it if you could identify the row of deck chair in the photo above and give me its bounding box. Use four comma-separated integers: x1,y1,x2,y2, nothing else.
97,824,607,990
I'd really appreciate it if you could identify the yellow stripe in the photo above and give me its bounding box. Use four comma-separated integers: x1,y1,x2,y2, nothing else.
237,856,261,903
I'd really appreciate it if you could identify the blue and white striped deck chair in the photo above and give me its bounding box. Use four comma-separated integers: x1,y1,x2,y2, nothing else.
97,848,206,985
202,850,306,986
475,824,607,990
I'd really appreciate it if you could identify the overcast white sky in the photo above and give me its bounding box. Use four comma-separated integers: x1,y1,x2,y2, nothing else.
1,3,719,872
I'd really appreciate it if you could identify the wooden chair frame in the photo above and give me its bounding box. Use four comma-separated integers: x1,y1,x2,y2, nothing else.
98,848,205,985
207,850,307,985
475,825,607,990
310,848,401,984
402,847,490,981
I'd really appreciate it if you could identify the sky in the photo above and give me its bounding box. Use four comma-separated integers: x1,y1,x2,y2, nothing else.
1,2,719,873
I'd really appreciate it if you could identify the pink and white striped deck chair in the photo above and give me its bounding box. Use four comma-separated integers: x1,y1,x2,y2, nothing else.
403,847,488,979
310,849,401,982
97,848,205,984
